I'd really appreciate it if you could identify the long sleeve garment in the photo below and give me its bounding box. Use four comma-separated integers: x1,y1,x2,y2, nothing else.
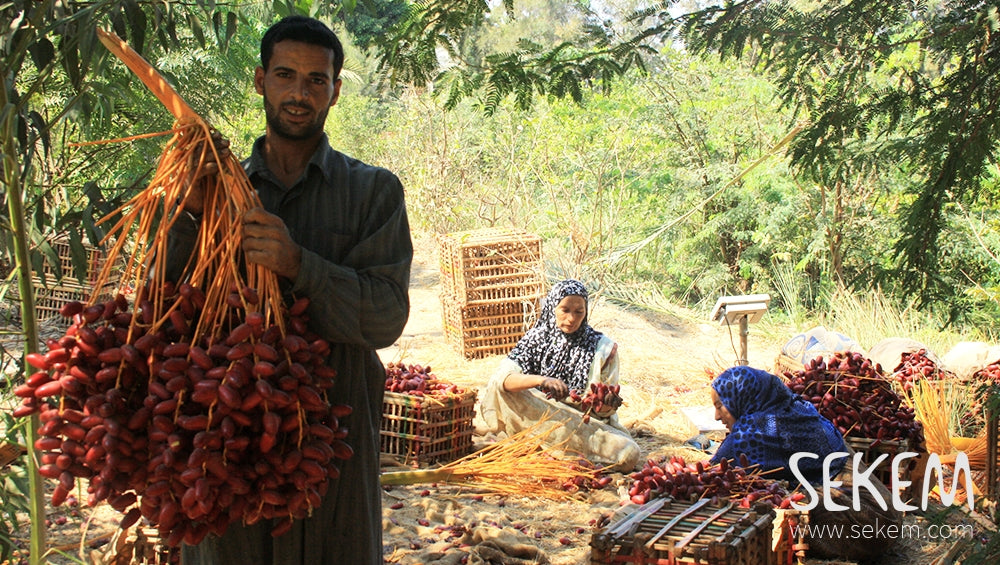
478,335,640,472
173,134,412,565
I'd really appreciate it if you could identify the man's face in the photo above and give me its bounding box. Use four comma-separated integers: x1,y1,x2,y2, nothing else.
255,40,341,141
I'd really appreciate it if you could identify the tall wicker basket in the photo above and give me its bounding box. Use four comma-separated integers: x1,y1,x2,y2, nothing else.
9,236,125,325
437,228,544,359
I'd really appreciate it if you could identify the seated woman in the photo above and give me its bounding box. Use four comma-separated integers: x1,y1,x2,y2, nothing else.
478,279,640,473
709,365,902,562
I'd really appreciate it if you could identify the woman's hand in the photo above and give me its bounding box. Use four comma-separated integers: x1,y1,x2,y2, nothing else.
501,372,568,399
537,376,569,400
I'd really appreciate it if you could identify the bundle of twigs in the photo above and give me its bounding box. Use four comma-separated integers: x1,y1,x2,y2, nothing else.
912,379,956,456
380,421,600,500
944,432,989,470
89,28,281,337
912,379,989,468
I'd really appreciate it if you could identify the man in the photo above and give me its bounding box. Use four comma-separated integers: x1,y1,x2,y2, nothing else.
171,15,412,565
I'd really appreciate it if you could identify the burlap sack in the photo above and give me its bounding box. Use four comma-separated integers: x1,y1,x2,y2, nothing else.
867,337,938,374
941,341,1000,379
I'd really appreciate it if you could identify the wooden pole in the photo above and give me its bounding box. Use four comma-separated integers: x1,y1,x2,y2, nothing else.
987,405,998,504
738,315,749,365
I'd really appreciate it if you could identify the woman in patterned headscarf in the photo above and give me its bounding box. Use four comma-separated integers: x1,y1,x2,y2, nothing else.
478,280,640,472
709,366,901,561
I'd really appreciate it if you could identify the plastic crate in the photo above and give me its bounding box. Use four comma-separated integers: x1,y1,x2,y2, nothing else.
438,228,544,305
590,497,778,565
441,294,539,359
380,389,478,465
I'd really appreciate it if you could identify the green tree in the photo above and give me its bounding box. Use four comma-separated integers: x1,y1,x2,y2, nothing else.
342,0,409,52
377,0,647,114
651,0,1000,303
374,0,1000,310
2,2,256,560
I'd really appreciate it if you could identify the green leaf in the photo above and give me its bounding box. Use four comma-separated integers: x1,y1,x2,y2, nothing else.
62,26,85,91
225,12,238,47
189,12,205,46
110,10,127,41
27,111,48,159
66,230,88,284
124,0,148,55
274,0,291,19
213,11,223,42
27,37,54,72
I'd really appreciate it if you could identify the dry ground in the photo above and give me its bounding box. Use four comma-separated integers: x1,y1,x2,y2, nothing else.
5,231,991,564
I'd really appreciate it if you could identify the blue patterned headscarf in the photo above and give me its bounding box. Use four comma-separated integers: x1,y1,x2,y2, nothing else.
507,279,602,393
709,366,846,485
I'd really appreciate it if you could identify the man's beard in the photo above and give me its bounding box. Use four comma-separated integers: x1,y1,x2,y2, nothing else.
263,93,328,141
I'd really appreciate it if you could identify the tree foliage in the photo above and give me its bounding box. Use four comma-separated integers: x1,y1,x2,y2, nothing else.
1,0,257,284
375,0,652,114
342,0,409,52
5,0,1000,318
645,0,1000,303
371,0,1000,306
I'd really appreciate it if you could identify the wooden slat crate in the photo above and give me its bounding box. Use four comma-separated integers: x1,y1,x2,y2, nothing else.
846,436,927,500
441,294,539,359
590,497,778,565
772,509,808,565
45,238,113,283
380,389,478,465
8,237,125,325
0,441,24,468
90,525,179,565
984,406,1000,508
438,228,544,306
31,277,120,324
772,353,803,378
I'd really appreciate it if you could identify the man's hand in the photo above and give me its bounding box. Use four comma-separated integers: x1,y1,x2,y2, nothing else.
242,207,302,279
181,129,231,216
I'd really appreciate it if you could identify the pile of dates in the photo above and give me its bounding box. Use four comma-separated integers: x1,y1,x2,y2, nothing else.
784,351,924,444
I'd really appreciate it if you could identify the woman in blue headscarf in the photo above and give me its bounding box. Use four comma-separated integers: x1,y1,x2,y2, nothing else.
709,365,902,562
709,365,847,484
478,279,640,472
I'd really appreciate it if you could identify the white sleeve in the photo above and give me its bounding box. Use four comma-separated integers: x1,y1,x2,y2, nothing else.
588,335,619,387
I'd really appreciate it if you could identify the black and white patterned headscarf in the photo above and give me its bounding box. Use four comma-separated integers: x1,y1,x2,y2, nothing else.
507,279,603,393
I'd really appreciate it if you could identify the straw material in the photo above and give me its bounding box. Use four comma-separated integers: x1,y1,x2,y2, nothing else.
380,419,599,500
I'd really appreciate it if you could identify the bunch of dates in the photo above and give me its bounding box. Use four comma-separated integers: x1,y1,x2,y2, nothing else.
567,382,623,423
13,282,351,546
784,351,924,444
627,454,803,509
891,348,947,392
